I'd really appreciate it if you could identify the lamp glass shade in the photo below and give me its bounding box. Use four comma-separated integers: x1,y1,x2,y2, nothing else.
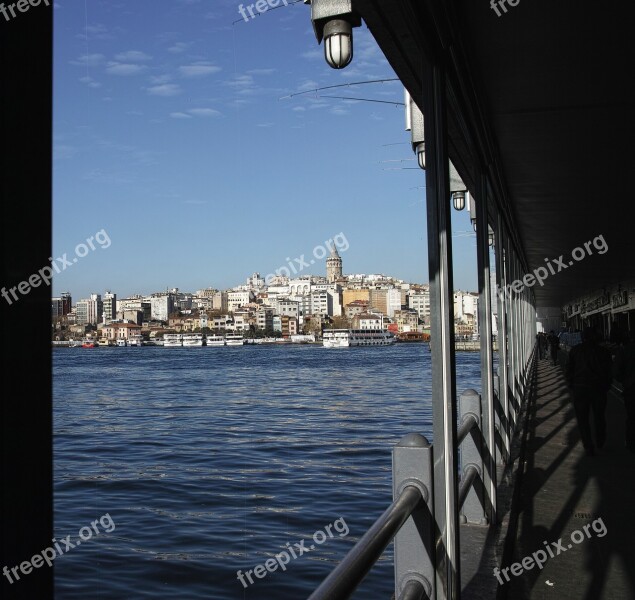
417,144,426,170
324,25,353,69
452,191,466,211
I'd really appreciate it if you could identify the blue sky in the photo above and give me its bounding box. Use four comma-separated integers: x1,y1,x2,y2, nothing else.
53,0,478,300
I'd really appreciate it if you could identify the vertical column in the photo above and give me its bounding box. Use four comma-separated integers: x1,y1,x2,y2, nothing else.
393,433,435,600
474,175,496,524
422,61,459,600
494,214,510,461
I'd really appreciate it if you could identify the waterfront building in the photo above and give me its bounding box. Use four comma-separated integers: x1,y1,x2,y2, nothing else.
342,288,370,307
52,292,72,318
352,313,384,330
227,290,253,313
408,290,431,321
102,322,142,342
103,291,117,323
256,306,274,331
150,294,175,322
212,291,228,312
75,294,103,326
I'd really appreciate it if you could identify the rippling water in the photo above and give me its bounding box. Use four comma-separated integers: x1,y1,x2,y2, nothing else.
53,344,482,599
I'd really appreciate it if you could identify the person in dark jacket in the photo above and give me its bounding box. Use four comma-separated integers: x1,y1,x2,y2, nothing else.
566,327,613,456
614,334,635,453
547,330,560,366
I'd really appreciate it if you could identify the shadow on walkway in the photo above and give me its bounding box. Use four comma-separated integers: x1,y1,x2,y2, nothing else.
503,357,635,599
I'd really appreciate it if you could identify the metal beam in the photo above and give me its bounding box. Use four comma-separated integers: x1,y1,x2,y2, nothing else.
475,174,496,524
422,60,460,600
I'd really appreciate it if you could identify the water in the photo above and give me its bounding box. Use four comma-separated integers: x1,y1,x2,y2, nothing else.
53,344,482,599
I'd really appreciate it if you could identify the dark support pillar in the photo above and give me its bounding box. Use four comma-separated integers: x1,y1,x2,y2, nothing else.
475,174,496,524
422,61,459,600
494,214,510,460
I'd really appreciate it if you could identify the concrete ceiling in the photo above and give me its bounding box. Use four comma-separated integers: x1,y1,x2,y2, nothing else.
354,0,635,307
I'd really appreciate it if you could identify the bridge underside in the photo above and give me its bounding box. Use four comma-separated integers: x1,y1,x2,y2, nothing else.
355,0,635,307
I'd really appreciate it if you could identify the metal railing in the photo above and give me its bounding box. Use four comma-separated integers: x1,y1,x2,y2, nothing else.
308,388,491,600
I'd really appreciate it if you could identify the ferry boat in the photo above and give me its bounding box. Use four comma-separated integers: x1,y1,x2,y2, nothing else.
322,329,396,348
128,334,143,346
116,339,127,347
82,339,96,348
205,335,225,346
144,337,164,346
224,333,244,346
182,333,204,347
98,338,110,347
163,333,183,347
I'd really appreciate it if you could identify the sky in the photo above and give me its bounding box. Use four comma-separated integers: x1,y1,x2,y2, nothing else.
53,0,479,300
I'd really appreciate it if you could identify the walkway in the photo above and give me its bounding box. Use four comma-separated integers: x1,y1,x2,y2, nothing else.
503,355,635,599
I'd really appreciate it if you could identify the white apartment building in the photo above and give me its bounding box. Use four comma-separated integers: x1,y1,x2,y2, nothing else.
408,291,431,321
75,294,103,326
227,290,253,313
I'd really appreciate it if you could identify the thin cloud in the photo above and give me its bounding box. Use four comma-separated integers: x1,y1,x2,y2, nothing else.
148,83,182,97
106,62,146,76
70,53,105,67
115,50,153,62
179,62,222,77
168,42,191,54
187,108,222,117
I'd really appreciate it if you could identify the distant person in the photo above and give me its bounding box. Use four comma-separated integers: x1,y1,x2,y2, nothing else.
536,333,544,359
541,332,549,359
547,330,560,366
566,327,613,456
614,333,635,454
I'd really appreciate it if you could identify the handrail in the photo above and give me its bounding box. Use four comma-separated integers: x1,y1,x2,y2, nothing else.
399,579,428,600
457,464,479,510
307,394,486,600
307,485,423,600
457,413,478,446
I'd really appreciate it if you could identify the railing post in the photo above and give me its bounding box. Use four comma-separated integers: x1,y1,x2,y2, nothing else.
393,433,435,600
459,390,487,525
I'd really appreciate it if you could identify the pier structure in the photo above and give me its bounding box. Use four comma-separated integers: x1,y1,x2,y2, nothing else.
302,1,635,598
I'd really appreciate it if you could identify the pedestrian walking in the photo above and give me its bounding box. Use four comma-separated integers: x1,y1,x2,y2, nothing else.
566,327,613,456
614,333,635,454
547,330,560,366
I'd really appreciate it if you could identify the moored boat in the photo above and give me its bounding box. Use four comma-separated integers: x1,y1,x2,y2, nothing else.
323,329,396,348
205,334,226,346
182,333,204,347
163,333,183,347
224,333,244,346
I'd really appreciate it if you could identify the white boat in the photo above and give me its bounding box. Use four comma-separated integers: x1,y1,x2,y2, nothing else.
129,334,143,346
116,339,127,347
163,333,183,347
323,329,396,348
224,333,244,346
182,333,204,347
205,335,225,346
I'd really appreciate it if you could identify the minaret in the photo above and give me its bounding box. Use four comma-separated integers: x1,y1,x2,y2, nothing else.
326,246,343,283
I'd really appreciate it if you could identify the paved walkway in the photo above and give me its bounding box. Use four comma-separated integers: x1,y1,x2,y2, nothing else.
505,355,635,599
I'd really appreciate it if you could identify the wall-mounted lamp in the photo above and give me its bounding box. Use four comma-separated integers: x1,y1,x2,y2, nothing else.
305,0,361,70
405,90,426,170
449,161,467,210
452,191,466,211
